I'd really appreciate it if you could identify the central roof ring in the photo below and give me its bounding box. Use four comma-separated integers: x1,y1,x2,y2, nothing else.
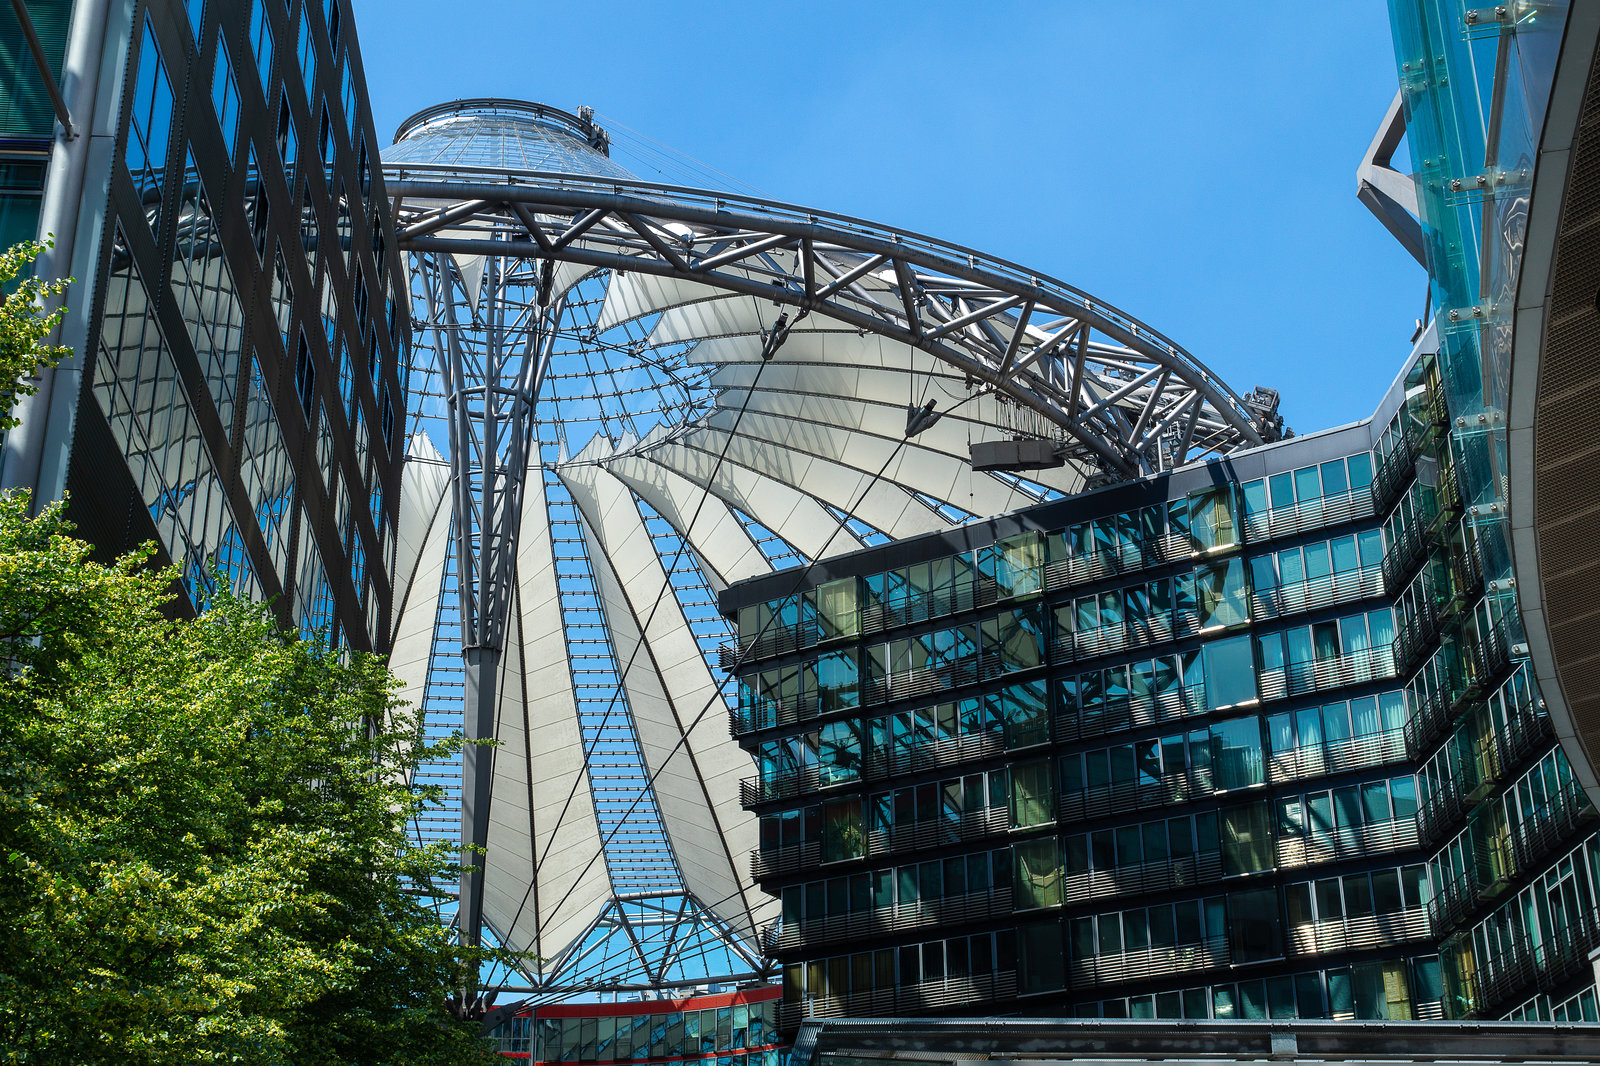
392,97,612,156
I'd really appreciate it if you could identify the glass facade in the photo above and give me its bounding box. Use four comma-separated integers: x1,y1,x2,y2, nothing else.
30,0,409,651
725,426,1456,1032
1382,0,1600,1025
488,988,782,1065
727,383,1597,1033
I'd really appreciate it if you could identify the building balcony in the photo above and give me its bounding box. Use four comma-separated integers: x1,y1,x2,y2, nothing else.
751,840,821,880
1371,430,1419,517
864,654,1033,706
1415,779,1474,851
1041,532,1191,594
1256,646,1398,704
1507,779,1595,887
1276,818,1420,871
1068,936,1231,989
1466,912,1600,1020
860,730,1011,782
1242,486,1376,543
731,694,862,737
856,579,1012,639
1063,849,1224,905
760,886,1016,954
866,806,1013,858
1403,679,1467,762
778,970,1019,1031
1052,612,1202,664
1287,907,1430,957
1268,726,1408,784
1382,515,1436,594
1447,539,1486,612
1394,596,1447,677
1056,685,1208,744
1057,768,1206,821
1249,565,1386,624
1428,862,1511,938
1429,784,1594,942
1455,616,1518,707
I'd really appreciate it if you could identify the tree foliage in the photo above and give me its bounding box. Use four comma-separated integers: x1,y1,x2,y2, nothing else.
0,493,502,1065
0,239,70,431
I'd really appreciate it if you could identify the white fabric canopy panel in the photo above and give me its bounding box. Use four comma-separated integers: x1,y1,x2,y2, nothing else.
559,462,777,941
480,472,613,972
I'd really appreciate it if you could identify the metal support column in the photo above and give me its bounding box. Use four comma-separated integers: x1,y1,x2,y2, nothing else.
420,244,558,1004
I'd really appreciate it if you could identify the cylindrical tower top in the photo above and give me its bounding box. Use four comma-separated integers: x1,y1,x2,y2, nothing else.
384,98,635,180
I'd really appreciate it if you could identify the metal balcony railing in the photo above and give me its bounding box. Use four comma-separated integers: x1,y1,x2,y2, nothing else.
1068,936,1231,989
778,970,1019,1031
1277,818,1420,871
1508,780,1595,887
1371,430,1419,516
1056,685,1208,744
1249,566,1386,623
1256,646,1398,704
751,840,820,880
1382,514,1436,593
1287,907,1430,957
1062,850,1224,905
1057,766,1230,822
1041,532,1192,593
1268,727,1408,784
1052,611,1202,664
1466,911,1600,1019
1243,488,1377,544
1403,680,1467,762
760,886,1016,954
1394,595,1447,677
865,652,1037,706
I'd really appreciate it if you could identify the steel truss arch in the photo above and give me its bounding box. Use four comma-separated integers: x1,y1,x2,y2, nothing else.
389,171,1285,478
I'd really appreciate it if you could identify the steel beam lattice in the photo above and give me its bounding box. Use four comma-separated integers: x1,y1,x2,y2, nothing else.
391,170,1286,479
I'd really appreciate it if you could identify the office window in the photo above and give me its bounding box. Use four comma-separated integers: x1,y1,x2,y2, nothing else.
368,481,383,546
248,0,273,93
170,155,246,433
319,100,334,170
341,60,357,137
294,330,316,419
239,356,297,583
323,0,341,53
297,4,315,89
1014,838,1063,910
245,144,268,260
1204,635,1256,711
276,90,298,183
211,34,240,157
271,244,294,348
337,330,354,414
125,19,174,222
93,225,230,608
1191,557,1249,628
380,383,394,455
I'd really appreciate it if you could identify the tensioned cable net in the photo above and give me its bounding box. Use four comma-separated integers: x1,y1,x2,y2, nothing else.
381,99,1284,1001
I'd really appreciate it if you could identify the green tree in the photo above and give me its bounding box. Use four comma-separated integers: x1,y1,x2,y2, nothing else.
0,494,504,1064
0,238,70,431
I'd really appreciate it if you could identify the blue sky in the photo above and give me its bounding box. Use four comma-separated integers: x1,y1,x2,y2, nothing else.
354,1,1423,438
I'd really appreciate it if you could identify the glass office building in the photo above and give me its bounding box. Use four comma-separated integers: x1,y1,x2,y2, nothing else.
0,0,407,651
488,987,782,1065
722,0,1600,1034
